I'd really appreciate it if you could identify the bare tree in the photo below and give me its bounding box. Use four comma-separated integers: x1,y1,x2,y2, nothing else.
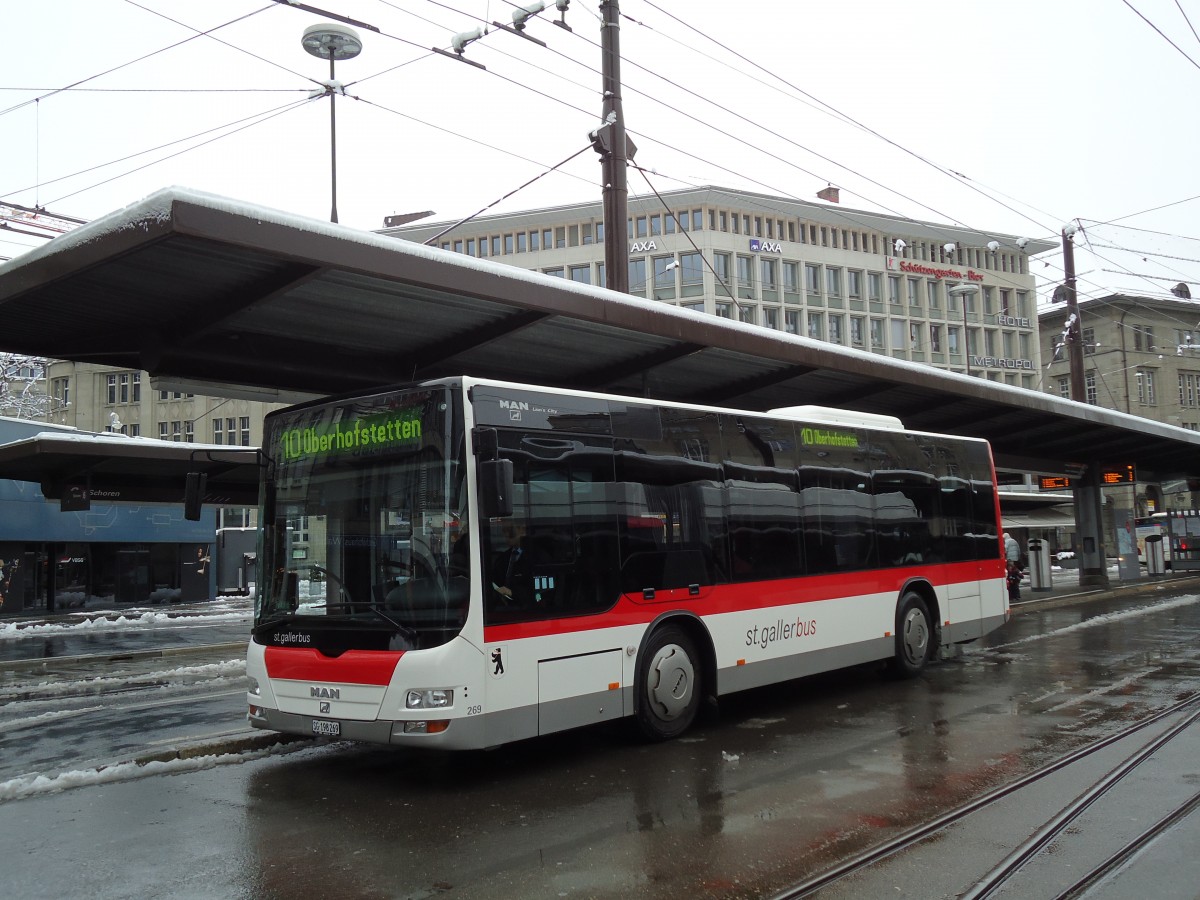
0,354,68,420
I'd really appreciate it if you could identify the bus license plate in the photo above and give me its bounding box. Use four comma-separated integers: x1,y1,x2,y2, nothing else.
312,719,340,737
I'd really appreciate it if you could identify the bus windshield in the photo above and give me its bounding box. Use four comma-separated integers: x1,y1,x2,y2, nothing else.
255,386,467,650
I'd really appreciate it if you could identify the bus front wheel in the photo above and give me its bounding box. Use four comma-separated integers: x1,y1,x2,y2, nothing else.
889,592,932,678
636,625,701,741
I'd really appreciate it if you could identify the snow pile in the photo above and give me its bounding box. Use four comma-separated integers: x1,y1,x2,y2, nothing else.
993,593,1200,650
0,608,251,641
0,740,301,803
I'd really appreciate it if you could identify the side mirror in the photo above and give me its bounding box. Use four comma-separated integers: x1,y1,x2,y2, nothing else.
479,459,514,519
184,472,207,521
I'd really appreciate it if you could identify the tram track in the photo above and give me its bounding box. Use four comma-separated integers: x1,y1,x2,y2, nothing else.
773,691,1200,900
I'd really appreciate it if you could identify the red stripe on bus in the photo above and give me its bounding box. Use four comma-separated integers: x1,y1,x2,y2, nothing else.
264,647,404,685
483,559,1004,643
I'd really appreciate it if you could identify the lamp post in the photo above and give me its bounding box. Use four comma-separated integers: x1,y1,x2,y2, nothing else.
302,23,363,224
947,284,978,376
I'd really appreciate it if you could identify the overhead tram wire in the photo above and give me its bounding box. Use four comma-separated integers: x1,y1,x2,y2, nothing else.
420,143,597,247
0,4,277,117
41,96,321,208
1121,0,1200,71
125,0,322,85
1175,0,1200,46
1,95,318,204
631,164,747,316
635,0,1060,240
398,0,1060,289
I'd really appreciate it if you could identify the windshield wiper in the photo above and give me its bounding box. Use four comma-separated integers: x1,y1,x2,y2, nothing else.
350,602,419,644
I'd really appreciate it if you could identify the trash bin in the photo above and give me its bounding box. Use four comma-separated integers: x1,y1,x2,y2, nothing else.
1027,538,1051,592
1145,534,1165,576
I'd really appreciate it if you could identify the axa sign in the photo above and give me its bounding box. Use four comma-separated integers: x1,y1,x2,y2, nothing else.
750,239,782,253
630,241,658,253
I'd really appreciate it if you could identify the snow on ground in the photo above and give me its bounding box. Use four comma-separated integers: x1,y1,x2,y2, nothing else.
0,739,320,804
0,604,252,641
0,659,247,704
991,593,1200,650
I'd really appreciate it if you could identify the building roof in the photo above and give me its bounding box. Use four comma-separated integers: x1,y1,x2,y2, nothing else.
0,187,1196,479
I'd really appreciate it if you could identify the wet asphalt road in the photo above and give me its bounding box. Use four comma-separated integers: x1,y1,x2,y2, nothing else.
1,586,1199,899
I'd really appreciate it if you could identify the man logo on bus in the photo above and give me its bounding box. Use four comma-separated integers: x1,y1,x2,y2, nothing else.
491,647,505,676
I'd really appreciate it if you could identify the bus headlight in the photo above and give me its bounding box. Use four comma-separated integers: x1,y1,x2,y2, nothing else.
406,688,454,709
248,676,261,696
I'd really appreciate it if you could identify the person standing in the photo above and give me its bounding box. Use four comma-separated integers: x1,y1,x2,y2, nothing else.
1003,532,1020,564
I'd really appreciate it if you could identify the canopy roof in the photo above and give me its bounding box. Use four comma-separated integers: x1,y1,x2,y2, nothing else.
0,187,1196,479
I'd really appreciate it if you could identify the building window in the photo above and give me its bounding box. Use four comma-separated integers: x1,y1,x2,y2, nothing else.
782,262,800,303
107,374,117,405
240,417,251,446
737,255,754,300
805,264,820,295
628,258,647,295
654,256,677,298
888,275,900,305
891,319,906,350
947,325,961,356
738,304,755,325
1133,324,1156,351
870,318,885,350
926,280,939,310
1058,376,1070,398
850,316,864,346
1082,327,1096,355
669,251,699,298
807,312,823,340
763,307,779,330
908,277,921,309
1136,369,1157,405
529,231,540,251
543,267,565,278
504,234,514,254
785,311,800,334
909,322,922,352
715,302,732,319
868,272,882,302
516,232,527,252
825,267,842,298
1085,372,1098,405
829,315,844,344
52,377,70,406
929,324,942,353
847,269,862,300
712,252,730,295
982,287,994,315
569,264,591,284
1180,372,1200,407
213,418,224,444
185,420,195,443
159,422,169,440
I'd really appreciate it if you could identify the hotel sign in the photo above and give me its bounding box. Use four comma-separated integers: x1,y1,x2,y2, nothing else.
971,356,1034,370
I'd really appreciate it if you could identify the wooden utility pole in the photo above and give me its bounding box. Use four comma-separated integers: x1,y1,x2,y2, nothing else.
1062,227,1086,402
596,0,629,294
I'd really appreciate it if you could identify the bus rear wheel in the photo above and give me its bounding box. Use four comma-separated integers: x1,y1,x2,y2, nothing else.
636,625,701,741
888,592,932,678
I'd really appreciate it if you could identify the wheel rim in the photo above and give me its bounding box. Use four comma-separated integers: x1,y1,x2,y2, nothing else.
901,605,929,664
646,642,695,720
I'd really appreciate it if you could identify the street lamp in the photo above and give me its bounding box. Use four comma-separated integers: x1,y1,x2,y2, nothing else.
302,22,363,224
947,284,978,376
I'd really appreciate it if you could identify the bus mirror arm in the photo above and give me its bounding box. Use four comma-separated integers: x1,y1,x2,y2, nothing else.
472,426,500,460
479,459,514,519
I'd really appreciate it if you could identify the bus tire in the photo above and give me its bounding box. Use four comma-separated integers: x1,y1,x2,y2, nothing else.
636,625,701,741
888,591,932,678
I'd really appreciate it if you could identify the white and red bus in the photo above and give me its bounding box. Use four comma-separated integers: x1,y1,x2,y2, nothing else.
246,377,1008,748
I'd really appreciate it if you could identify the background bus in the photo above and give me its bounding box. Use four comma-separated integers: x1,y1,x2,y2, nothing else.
246,377,1007,749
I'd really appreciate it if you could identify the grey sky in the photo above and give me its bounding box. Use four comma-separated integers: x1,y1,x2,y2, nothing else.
3,0,1199,308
